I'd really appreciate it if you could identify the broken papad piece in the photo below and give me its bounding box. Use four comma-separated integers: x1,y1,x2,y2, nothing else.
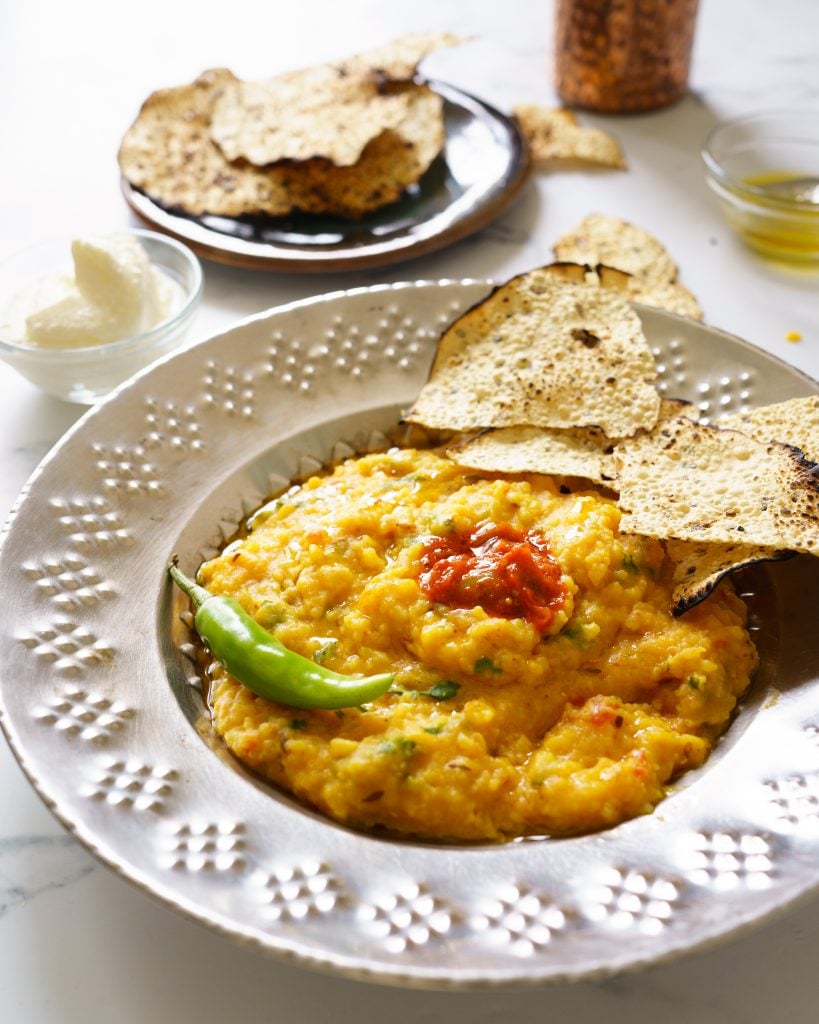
555,213,678,284
118,68,272,217
513,105,626,169
211,67,417,167
209,33,459,168
628,279,703,320
405,269,660,439
615,411,819,556
666,538,791,615
719,396,819,463
344,31,465,81
553,213,703,320
119,72,443,219
568,260,700,317
445,424,616,485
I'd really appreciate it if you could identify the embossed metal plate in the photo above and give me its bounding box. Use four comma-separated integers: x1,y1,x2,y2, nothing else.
1,281,819,988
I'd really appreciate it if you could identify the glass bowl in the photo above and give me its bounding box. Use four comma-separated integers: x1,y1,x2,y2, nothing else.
702,110,819,262
0,230,203,403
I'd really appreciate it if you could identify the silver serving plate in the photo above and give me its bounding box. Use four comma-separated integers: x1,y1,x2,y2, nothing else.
1,281,819,988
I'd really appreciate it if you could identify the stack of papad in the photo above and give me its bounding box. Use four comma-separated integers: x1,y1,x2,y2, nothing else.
554,214,703,320
410,263,819,613
612,403,819,611
118,34,457,220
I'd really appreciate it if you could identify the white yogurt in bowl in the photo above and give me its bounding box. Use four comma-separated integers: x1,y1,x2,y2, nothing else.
0,230,202,403
3,234,184,349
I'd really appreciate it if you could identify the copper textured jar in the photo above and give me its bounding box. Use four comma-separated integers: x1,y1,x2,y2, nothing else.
555,0,699,113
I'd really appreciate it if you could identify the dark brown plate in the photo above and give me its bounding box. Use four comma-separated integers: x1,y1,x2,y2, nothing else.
121,80,531,273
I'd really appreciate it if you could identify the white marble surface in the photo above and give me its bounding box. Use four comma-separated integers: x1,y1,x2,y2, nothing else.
1,1,818,1020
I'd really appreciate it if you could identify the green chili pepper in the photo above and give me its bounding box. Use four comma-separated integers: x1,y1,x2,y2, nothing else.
168,560,393,710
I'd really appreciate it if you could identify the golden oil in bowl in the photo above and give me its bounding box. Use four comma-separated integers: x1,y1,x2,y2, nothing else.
703,112,819,263
717,172,819,261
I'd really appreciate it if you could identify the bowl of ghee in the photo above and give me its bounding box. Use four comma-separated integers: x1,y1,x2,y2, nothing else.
702,110,819,263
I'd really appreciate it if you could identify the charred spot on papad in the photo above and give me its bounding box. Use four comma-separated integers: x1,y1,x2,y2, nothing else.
539,262,633,294
667,539,793,616
538,261,589,284
615,413,819,556
406,268,660,439
719,396,819,463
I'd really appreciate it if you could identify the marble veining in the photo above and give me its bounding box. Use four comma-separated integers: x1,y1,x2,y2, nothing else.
2,0,819,1017
0,835,96,921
